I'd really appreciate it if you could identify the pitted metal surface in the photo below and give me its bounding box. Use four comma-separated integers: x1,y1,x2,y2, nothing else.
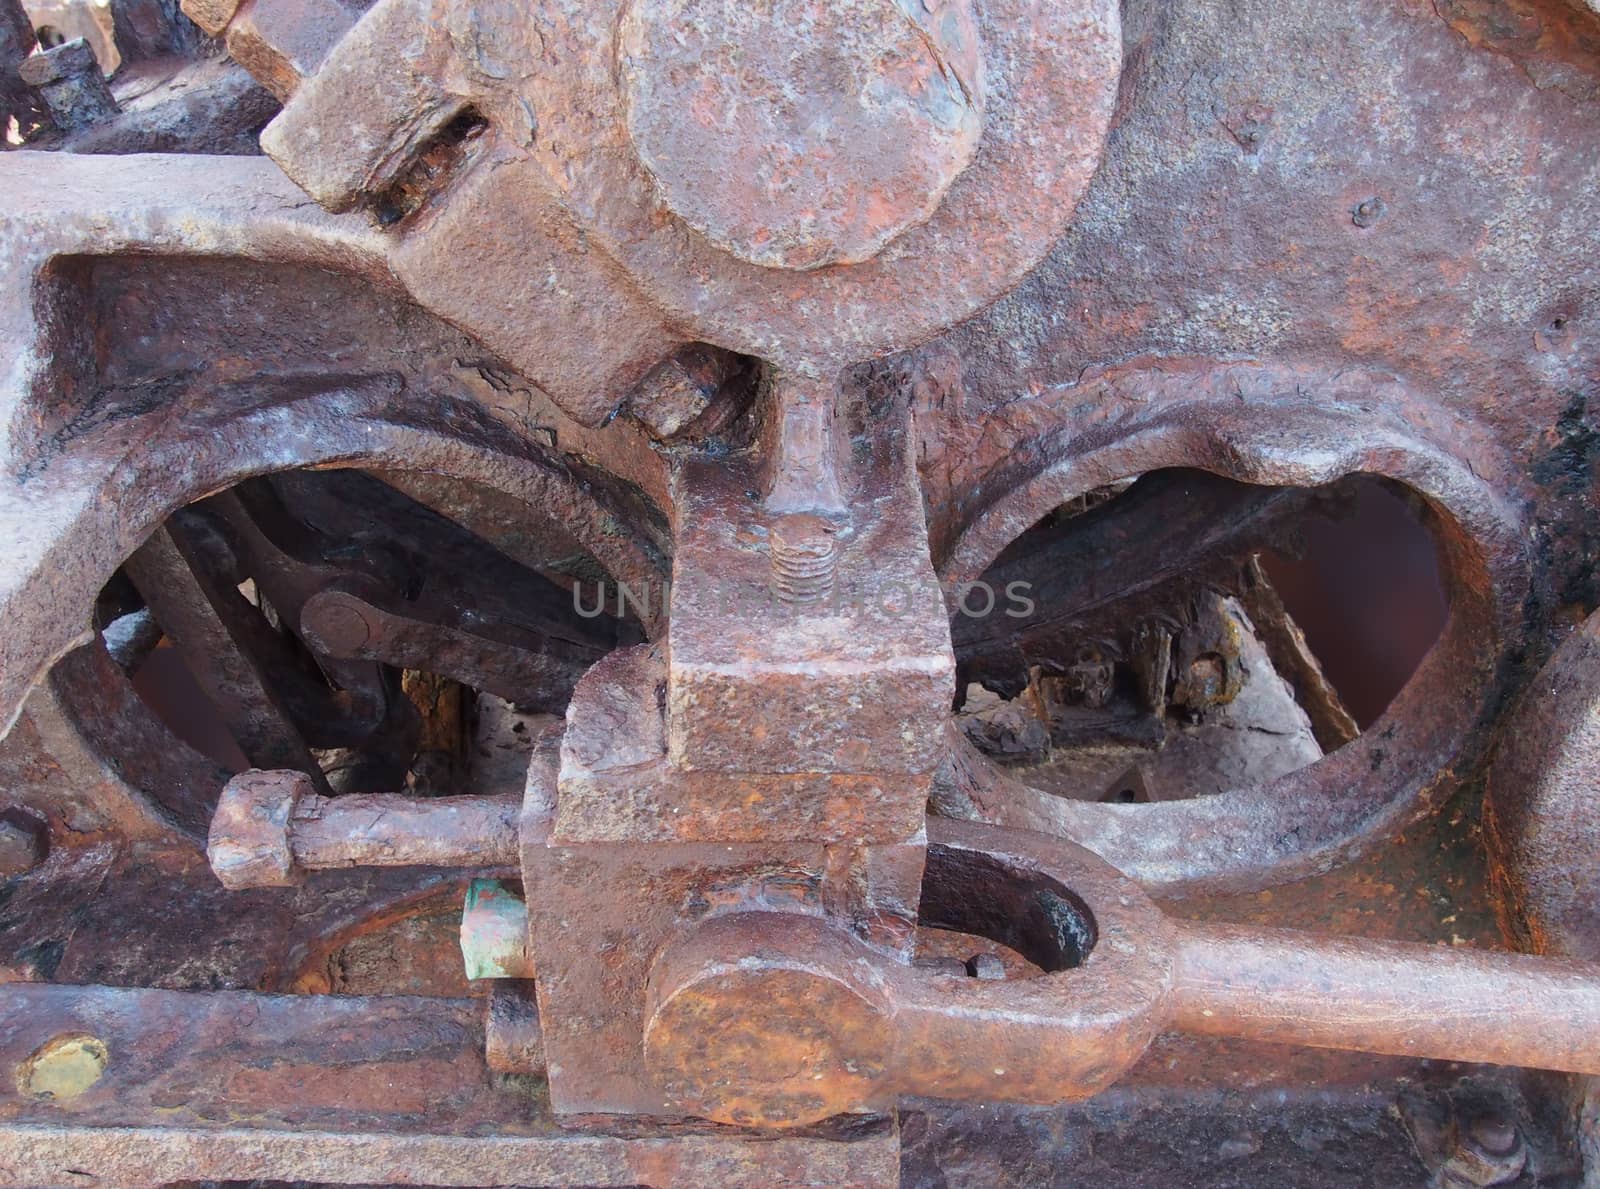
1,0,1599,1184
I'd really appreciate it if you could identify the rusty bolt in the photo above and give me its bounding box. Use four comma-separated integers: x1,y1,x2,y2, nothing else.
1402,1093,1527,1189
206,769,311,890
1352,196,1387,228
1440,1111,1526,1187
18,38,118,132
1467,1115,1520,1158
769,513,838,605
626,345,749,443
0,812,45,878
620,0,985,271
209,776,522,889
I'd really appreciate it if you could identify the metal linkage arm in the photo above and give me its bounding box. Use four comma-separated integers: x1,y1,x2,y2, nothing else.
1169,922,1600,1075
645,819,1600,1128
201,786,1600,1125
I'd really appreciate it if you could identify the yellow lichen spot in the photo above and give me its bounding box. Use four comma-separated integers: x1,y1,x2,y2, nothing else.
17,1033,108,1102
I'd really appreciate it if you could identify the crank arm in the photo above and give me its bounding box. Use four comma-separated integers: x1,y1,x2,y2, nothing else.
641,818,1600,1127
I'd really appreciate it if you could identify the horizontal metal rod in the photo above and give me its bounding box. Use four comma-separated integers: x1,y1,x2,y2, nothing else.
1171,922,1600,1074
207,769,529,888
289,790,523,870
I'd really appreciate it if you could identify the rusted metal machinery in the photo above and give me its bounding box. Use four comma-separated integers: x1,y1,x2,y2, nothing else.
1,0,1599,1184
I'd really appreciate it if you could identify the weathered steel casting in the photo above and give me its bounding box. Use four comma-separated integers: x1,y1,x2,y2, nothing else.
2,0,1600,1183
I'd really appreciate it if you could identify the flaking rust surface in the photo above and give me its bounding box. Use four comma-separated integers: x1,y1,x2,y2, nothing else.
0,0,1598,1183
918,0,1600,614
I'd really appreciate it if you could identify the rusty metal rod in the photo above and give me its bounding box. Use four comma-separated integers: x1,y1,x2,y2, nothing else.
290,790,523,869
1171,922,1600,1074
207,769,524,889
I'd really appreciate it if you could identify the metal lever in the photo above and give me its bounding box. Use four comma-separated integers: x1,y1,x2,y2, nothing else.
1169,922,1600,1074
643,818,1600,1127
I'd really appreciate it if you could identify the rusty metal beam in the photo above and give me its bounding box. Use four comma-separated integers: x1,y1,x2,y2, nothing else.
123,524,325,783
0,984,890,1188
0,1121,898,1189
0,1122,897,1189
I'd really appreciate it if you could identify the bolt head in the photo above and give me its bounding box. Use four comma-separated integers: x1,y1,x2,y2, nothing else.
1468,1114,1520,1158
621,0,985,270
17,1034,108,1102
302,588,374,655
627,345,747,442
206,769,311,890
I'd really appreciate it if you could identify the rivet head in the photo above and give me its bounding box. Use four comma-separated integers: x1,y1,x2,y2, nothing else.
1352,195,1387,228
302,588,374,654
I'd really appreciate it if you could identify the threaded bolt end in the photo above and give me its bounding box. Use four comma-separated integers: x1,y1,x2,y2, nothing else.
769,513,837,604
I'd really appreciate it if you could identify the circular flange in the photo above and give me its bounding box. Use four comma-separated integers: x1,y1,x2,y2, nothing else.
621,0,984,272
